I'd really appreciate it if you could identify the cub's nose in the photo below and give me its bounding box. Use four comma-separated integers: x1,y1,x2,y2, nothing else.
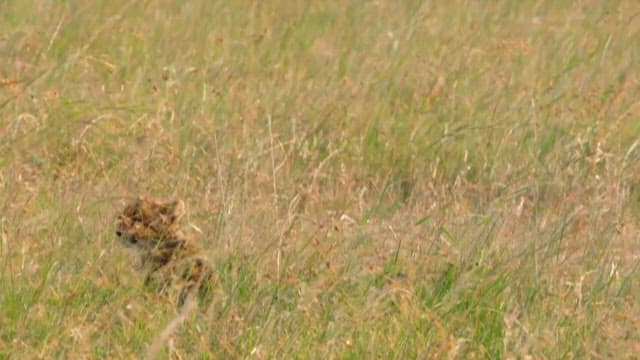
115,230,122,237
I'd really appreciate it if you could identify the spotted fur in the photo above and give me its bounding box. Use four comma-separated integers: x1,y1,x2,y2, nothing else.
115,197,214,307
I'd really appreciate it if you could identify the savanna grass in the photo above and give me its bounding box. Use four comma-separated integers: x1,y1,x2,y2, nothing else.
1,0,640,358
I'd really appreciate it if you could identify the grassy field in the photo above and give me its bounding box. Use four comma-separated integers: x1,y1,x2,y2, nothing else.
2,0,640,358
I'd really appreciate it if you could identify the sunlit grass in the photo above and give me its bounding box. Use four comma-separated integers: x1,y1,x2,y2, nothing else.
1,0,640,358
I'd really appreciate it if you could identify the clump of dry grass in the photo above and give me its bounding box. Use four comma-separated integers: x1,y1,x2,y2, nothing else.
1,0,640,358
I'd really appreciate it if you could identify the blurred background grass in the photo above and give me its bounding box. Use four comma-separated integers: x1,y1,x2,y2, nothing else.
1,0,640,358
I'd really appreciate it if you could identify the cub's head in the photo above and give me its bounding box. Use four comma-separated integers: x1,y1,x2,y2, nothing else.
115,197,186,249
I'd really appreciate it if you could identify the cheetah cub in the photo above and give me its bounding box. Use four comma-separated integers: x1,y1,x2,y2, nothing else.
115,197,214,307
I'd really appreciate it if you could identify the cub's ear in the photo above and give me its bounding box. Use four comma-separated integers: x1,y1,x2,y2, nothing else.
167,199,186,223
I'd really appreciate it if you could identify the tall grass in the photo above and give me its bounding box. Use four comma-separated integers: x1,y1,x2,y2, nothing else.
1,0,640,358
